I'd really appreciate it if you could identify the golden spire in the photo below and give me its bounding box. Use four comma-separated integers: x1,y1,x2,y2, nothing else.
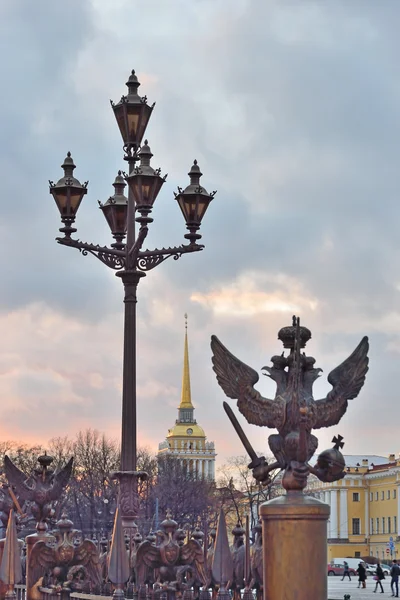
179,313,194,409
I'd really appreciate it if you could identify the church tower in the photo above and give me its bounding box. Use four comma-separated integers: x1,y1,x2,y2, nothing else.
158,316,216,480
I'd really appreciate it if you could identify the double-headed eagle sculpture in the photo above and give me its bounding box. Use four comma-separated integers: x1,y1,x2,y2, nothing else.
211,316,369,491
136,509,206,590
4,453,73,526
29,514,102,592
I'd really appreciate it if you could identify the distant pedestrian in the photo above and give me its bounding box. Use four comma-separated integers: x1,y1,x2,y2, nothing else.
391,560,400,597
357,562,367,589
374,563,385,593
342,561,351,582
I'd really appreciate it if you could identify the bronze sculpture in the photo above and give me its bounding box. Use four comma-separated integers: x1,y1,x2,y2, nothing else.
28,514,102,593
229,524,245,600
135,510,206,590
211,316,369,491
3,454,73,528
249,521,262,600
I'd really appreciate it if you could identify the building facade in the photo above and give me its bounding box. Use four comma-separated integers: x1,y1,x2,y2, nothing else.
158,319,216,480
307,454,400,561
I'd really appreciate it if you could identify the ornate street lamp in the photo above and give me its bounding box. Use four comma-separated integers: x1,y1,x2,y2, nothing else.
98,172,128,249
49,70,216,537
111,70,154,153
175,160,216,244
49,152,88,237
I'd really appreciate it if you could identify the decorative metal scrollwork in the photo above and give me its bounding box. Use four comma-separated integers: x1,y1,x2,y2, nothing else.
137,252,182,272
56,237,204,273
56,237,125,271
80,248,125,270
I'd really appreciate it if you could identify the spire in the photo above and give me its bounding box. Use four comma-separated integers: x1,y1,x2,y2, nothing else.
179,314,194,409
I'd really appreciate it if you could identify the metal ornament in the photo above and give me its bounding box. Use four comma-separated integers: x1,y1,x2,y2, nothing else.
0,510,22,599
28,514,102,593
211,316,369,491
135,510,207,591
108,509,130,600
3,454,73,528
211,509,233,600
249,521,263,599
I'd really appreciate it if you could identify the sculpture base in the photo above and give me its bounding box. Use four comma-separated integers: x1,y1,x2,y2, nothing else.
260,492,329,600
113,471,148,534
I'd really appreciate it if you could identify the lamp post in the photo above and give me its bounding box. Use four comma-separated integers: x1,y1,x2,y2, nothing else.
49,70,216,534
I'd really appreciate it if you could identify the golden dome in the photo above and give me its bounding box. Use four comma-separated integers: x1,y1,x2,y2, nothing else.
167,423,205,438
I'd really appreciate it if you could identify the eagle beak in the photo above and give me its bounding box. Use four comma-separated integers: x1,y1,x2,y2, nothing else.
261,367,272,378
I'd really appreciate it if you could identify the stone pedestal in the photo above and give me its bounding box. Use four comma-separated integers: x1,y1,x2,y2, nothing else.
260,492,330,600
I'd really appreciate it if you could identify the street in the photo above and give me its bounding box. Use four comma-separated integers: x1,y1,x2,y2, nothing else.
328,575,397,599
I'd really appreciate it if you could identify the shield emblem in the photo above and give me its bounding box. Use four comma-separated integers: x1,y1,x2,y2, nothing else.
161,541,179,565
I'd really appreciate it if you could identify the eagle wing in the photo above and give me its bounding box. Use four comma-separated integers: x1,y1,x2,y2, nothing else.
135,540,160,585
211,335,285,428
47,457,74,501
3,456,35,502
28,540,56,588
311,336,369,429
180,539,207,585
73,539,102,590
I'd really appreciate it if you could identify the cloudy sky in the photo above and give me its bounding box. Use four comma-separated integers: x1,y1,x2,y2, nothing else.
1,0,400,468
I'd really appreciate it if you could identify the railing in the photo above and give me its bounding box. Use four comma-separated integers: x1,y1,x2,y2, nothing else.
15,585,26,600
39,588,255,600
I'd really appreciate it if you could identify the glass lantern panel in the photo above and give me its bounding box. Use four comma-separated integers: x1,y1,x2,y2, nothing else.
127,111,140,140
142,183,151,203
101,204,115,232
114,205,128,233
69,191,84,214
195,197,210,222
115,112,127,142
52,190,68,214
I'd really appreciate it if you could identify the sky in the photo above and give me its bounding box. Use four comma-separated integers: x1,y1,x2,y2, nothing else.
1,0,400,469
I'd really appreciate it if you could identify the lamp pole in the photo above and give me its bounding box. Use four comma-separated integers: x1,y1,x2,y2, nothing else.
49,70,216,534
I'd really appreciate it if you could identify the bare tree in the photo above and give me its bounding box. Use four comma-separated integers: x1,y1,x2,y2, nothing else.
217,455,280,533
151,456,216,530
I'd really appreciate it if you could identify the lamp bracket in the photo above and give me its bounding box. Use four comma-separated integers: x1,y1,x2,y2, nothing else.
56,237,126,271
137,243,204,272
55,238,204,273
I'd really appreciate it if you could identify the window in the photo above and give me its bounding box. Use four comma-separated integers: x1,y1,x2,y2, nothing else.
395,516,397,533
370,492,373,502
389,517,392,534
355,551,361,557
352,518,361,535
383,517,386,534
388,490,391,500
371,518,374,534
376,518,380,534
376,492,379,501
394,489,397,500
353,492,360,502
180,409,193,423
381,491,385,500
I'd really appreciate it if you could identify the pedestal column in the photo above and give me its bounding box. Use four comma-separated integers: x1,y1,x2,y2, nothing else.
330,490,338,538
260,492,330,600
339,489,348,538
365,489,369,538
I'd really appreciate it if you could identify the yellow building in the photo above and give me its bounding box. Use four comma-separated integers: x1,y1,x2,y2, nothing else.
307,454,400,561
158,318,216,479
